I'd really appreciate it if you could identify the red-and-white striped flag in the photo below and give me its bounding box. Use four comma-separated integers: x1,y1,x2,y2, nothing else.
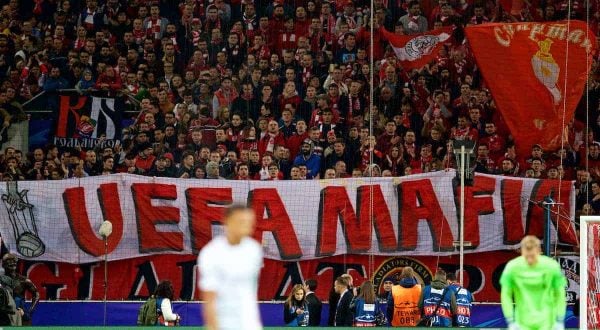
381,27,454,69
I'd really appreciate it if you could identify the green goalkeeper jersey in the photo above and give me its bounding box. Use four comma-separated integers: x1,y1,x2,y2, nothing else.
500,255,567,330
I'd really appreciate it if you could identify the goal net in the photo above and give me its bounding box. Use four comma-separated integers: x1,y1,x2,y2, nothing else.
580,216,600,329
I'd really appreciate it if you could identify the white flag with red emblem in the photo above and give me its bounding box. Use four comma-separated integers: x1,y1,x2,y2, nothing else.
381,27,454,69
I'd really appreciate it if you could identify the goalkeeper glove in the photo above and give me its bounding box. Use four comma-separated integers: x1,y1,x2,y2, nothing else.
552,319,565,330
506,319,520,330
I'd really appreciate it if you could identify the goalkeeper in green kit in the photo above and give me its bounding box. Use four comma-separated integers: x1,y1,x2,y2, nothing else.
500,235,567,330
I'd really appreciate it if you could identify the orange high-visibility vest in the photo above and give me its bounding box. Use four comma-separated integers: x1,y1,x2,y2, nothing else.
391,284,422,327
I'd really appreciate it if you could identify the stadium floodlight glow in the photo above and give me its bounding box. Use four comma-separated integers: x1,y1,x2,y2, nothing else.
580,216,600,330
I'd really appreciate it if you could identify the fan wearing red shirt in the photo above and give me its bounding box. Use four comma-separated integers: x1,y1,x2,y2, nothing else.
587,142,600,179
248,34,271,60
258,120,286,156
235,163,252,180
294,6,311,36
450,115,479,142
310,95,332,127
359,135,384,171
479,122,506,164
287,120,309,161
376,120,401,154
279,81,302,111
134,142,156,174
410,144,436,173
257,16,275,49
277,16,298,56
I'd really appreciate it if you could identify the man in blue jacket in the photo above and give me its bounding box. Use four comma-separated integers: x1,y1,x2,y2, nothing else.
293,139,321,179
418,269,457,327
446,272,473,327
43,66,70,112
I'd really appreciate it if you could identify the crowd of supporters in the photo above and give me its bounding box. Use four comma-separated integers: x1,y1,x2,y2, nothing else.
0,0,599,212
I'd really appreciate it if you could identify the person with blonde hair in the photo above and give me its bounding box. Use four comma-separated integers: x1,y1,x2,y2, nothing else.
283,284,309,326
387,266,422,327
500,235,567,330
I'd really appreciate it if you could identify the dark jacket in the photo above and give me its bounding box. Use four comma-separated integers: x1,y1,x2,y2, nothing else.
230,96,260,122
305,292,322,326
334,290,354,326
327,289,339,326
283,301,309,326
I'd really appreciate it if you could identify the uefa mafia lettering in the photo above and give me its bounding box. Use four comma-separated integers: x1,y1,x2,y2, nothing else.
0,175,578,262
493,23,594,53
53,177,577,260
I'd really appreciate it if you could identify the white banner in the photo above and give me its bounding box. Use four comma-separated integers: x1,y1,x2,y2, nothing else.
0,171,576,263
558,255,580,303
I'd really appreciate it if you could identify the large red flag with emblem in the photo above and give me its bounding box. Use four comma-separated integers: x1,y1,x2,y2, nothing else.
381,27,454,69
465,21,596,153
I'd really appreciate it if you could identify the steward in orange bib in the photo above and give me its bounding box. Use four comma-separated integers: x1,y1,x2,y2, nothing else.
386,267,422,327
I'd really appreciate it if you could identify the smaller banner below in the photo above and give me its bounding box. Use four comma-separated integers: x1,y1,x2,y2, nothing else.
381,27,454,69
465,21,596,154
24,252,520,302
54,93,122,149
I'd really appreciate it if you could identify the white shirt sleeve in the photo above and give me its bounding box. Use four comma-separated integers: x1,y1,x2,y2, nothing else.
198,245,220,292
160,298,178,321
255,242,264,269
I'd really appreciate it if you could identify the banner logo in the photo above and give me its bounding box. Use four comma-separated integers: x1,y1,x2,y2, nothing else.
373,257,432,296
54,93,122,148
77,116,96,138
402,35,447,60
0,181,45,258
531,38,561,105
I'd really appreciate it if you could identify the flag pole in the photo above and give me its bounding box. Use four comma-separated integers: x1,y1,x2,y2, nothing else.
459,145,465,286
368,0,375,278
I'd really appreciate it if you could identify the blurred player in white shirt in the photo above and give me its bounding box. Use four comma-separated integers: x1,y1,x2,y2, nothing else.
198,206,263,330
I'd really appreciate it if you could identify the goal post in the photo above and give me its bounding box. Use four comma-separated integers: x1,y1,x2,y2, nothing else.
580,216,600,330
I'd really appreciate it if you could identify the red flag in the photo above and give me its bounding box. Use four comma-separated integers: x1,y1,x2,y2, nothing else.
465,21,596,154
497,0,514,14
381,27,454,69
